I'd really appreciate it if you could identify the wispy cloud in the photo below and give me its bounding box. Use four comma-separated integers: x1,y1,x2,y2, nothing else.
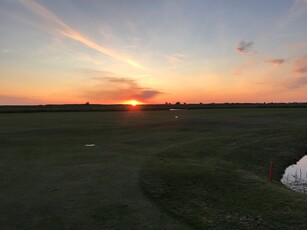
236,40,256,55
124,45,137,49
233,58,256,76
265,59,286,66
286,76,307,89
82,69,162,103
167,53,186,64
133,74,155,77
293,56,307,74
138,90,161,100
280,0,307,27
1,49,10,53
281,56,307,89
19,0,143,69
0,94,43,105
287,41,307,50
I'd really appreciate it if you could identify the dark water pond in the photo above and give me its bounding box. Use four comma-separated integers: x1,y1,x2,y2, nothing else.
281,155,307,193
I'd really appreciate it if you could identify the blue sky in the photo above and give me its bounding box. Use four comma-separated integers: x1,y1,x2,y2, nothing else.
0,0,307,104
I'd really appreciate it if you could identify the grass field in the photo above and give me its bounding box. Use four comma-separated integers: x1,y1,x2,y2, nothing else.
1,108,307,229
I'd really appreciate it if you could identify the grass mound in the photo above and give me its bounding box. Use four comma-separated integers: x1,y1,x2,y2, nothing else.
141,109,307,229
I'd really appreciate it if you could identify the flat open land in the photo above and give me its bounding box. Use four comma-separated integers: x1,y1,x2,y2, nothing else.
1,108,307,229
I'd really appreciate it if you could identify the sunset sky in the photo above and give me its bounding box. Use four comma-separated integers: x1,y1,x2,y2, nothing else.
1,0,307,105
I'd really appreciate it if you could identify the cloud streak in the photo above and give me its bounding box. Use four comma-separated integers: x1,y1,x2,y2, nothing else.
19,0,143,69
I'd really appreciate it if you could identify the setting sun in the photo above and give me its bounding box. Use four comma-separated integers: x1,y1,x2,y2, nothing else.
123,100,143,106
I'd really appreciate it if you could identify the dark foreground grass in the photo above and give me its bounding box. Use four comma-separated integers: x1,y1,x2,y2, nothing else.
140,108,307,229
0,109,307,229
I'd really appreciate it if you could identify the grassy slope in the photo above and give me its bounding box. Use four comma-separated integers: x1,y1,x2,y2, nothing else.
0,109,307,229
140,108,307,229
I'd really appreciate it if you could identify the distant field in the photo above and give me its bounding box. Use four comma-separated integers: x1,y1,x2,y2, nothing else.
1,103,307,113
0,109,307,229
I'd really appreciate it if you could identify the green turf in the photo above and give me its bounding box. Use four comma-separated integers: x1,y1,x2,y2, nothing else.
0,109,307,229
